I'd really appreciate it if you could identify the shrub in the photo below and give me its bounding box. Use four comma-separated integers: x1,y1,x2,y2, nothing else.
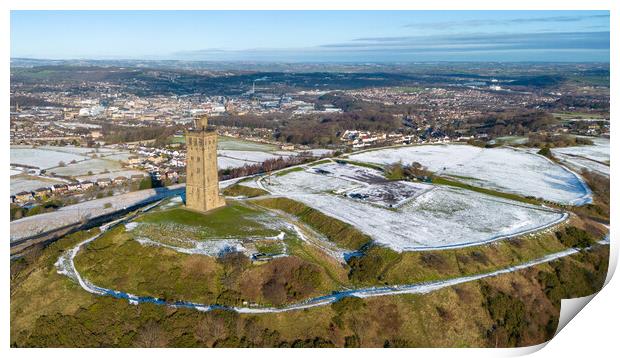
383,339,413,348
347,246,399,283
420,253,449,271
10,204,26,220
344,335,361,348
261,259,322,305
139,178,153,190
290,337,334,348
384,162,405,180
480,283,527,347
331,296,366,315
537,146,554,159
555,226,594,248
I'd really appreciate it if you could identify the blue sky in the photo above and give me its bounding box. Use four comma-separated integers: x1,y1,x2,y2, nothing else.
10,10,610,62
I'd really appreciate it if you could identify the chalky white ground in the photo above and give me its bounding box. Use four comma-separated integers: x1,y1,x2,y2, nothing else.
256,161,567,252
348,144,591,205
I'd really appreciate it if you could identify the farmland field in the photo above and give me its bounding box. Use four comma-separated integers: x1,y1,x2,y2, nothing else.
217,156,256,169
10,175,66,195
553,153,609,177
10,184,185,242
495,136,528,145
48,158,124,176
253,161,567,251
553,137,609,162
37,145,104,155
552,137,610,177
97,152,133,162
218,150,293,163
10,145,137,180
10,147,88,169
347,144,591,205
215,136,329,170
217,136,278,151
166,134,272,148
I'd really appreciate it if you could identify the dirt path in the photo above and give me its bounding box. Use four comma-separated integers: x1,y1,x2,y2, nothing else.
56,209,608,314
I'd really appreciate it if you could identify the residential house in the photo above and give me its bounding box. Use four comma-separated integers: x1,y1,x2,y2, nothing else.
51,183,68,193
81,181,95,190
15,191,33,203
33,187,51,200
66,182,81,191
113,176,128,185
96,178,112,187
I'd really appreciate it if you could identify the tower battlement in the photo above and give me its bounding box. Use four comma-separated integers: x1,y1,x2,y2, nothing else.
185,117,226,212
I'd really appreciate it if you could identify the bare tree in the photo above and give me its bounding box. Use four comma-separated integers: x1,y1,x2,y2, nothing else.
134,320,169,348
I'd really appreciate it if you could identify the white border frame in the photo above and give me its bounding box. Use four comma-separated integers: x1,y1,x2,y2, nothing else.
2,1,616,357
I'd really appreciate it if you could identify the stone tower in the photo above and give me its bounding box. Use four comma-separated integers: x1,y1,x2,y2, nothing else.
185,117,226,212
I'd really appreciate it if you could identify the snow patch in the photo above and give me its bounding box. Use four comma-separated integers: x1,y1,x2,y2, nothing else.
349,144,591,205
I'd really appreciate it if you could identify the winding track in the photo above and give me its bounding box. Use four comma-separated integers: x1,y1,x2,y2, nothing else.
52,148,604,314
55,205,608,314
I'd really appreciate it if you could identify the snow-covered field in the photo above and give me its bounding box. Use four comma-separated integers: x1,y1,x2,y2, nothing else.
217,157,256,170
552,137,610,177
554,137,609,162
258,162,566,251
10,184,185,242
11,147,88,169
346,181,432,208
37,145,101,155
217,137,278,151
216,148,329,169
218,150,290,163
553,153,609,177
76,169,147,182
49,158,123,176
11,145,133,181
134,236,247,257
302,149,333,157
10,176,65,195
348,144,591,205
98,152,133,162
215,137,330,170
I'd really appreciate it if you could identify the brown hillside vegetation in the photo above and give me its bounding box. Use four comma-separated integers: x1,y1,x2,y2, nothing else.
10,225,608,347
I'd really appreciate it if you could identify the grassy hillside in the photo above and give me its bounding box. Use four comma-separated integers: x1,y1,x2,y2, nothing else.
253,197,372,250
222,184,269,198
11,234,608,347
135,203,277,238
73,226,342,307
10,191,609,347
